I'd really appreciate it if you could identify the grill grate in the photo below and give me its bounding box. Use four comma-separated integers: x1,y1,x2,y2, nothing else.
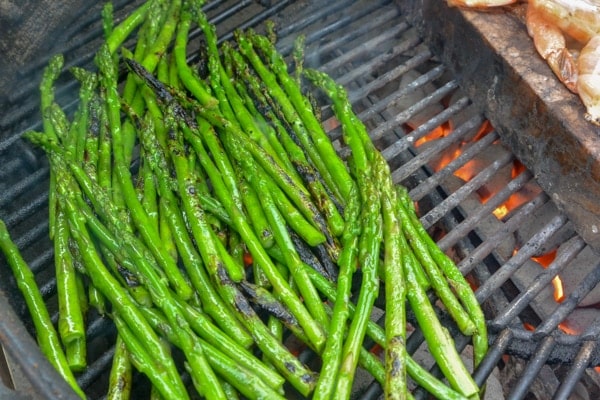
1,1,600,399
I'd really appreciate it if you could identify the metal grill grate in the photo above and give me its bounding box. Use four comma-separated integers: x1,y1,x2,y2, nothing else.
1,1,600,399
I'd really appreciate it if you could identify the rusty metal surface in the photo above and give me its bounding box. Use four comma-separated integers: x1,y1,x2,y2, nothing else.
399,0,600,252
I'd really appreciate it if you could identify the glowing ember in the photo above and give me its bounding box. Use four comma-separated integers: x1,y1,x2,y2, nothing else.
414,123,451,147
531,250,557,267
531,249,565,303
492,190,531,219
454,158,478,182
558,321,579,335
552,276,565,302
485,160,529,219
418,114,537,222
471,120,493,142
492,204,509,219
436,143,463,172
523,322,536,331
415,119,494,175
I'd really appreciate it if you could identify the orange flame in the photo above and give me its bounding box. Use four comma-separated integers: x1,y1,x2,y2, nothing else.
489,160,529,219
523,322,536,331
454,158,478,182
531,249,556,266
416,119,494,175
437,143,463,172
492,205,510,219
449,123,494,182
558,322,579,335
552,276,564,302
472,120,494,142
531,249,564,303
414,123,451,147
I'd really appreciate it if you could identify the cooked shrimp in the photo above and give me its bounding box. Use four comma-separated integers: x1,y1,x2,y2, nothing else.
448,0,600,125
578,35,600,124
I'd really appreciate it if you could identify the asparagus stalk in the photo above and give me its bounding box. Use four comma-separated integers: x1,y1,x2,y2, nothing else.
167,125,318,396
173,298,286,391
399,227,480,399
223,44,345,240
382,184,407,400
106,335,132,400
334,174,382,400
397,187,488,367
236,31,352,204
96,43,194,301
111,311,185,399
54,207,87,371
39,54,63,240
312,182,361,400
105,0,152,54
137,115,252,346
126,57,327,354
141,307,287,400
301,263,471,400
0,220,85,399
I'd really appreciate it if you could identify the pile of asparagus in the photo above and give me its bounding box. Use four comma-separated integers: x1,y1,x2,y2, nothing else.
0,0,488,399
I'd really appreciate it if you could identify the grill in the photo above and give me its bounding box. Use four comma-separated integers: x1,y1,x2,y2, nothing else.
2,0,600,399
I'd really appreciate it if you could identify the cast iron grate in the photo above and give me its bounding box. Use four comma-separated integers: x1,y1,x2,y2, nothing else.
1,1,600,399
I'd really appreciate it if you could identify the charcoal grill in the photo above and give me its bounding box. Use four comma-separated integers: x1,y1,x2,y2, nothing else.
2,0,600,399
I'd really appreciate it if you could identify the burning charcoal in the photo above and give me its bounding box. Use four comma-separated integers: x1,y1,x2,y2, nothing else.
511,258,558,319
431,162,518,261
454,142,514,196
559,308,600,336
559,245,600,307
514,201,576,257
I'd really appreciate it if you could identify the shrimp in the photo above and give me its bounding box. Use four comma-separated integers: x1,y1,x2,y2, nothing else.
448,0,600,125
578,36,600,125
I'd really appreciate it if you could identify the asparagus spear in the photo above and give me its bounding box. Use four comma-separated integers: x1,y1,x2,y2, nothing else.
10,3,493,398
301,263,471,400
106,335,132,400
223,44,345,239
0,220,85,399
39,54,63,240
167,124,318,396
382,183,407,400
312,183,361,400
236,31,352,204
141,307,287,400
397,186,488,367
198,29,330,317
126,57,327,354
105,0,152,54
137,115,252,346
54,207,87,371
96,43,194,301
